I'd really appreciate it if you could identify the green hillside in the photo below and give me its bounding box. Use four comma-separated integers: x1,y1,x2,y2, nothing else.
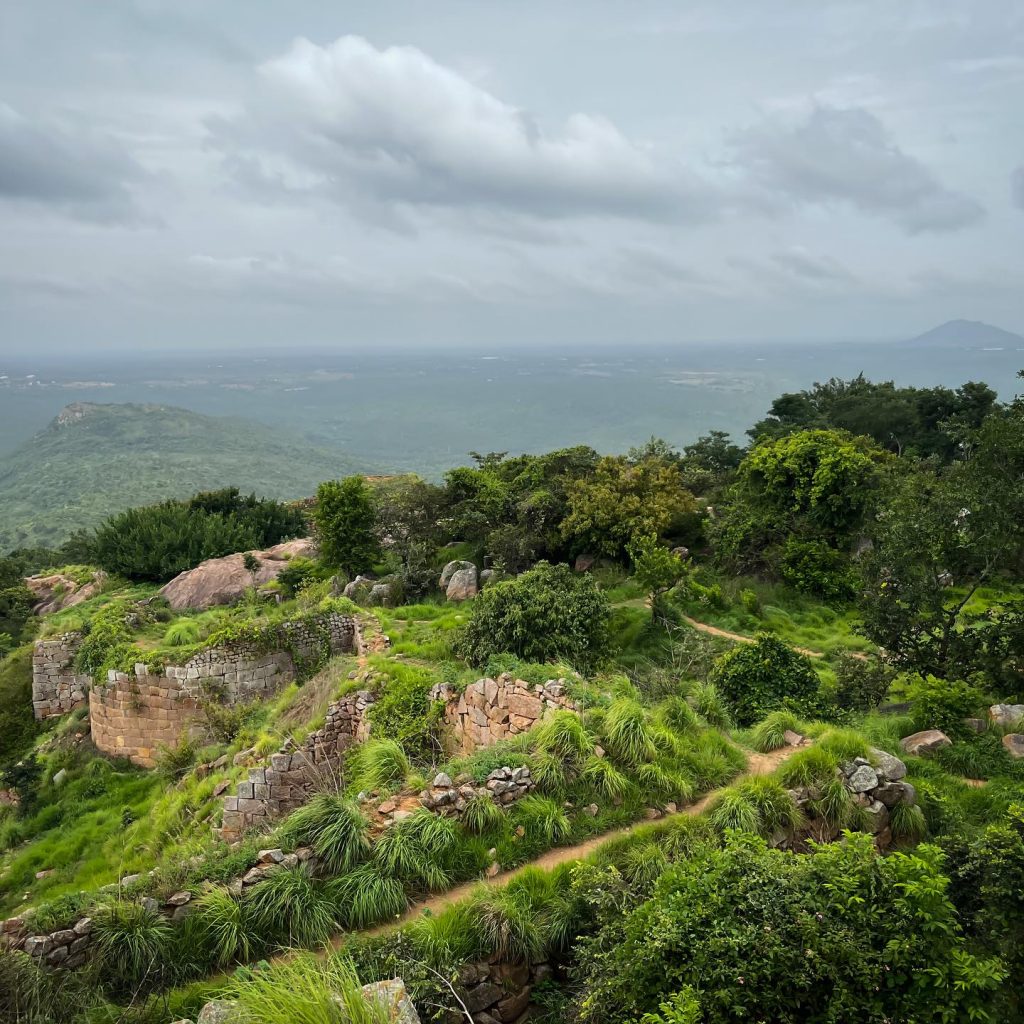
0,402,371,552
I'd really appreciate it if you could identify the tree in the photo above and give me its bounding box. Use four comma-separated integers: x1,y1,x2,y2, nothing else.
627,534,685,621
455,561,611,673
561,456,698,560
709,633,820,726
312,477,380,577
712,428,889,583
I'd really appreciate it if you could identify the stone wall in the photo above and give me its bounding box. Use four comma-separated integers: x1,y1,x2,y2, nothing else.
31,633,92,720
430,674,578,755
88,612,357,767
0,914,94,969
219,688,377,842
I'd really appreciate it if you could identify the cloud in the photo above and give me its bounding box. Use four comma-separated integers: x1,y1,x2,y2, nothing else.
0,103,145,222
211,35,716,223
732,105,985,233
770,247,856,283
1012,166,1024,210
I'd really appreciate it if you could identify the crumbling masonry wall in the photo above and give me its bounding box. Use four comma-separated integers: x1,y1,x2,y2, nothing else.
32,634,92,720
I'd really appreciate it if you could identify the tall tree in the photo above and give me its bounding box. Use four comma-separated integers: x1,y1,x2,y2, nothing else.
312,477,380,577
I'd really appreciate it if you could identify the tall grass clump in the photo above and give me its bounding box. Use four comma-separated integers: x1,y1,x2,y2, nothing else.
348,739,410,793
224,953,389,1024
708,778,802,838
461,793,504,835
581,756,630,800
750,710,807,753
245,865,338,948
163,619,201,647
778,746,840,789
689,682,732,730
655,695,701,736
186,883,253,967
535,711,594,766
513,794,571,844
602,698,656,766
408,899,485,968
816,728,871,763
154,734,198,782
471,868,572,963
278,794,370,874
890,801,928,842
330,864,408,929
372,809,459,891
92,899,173,993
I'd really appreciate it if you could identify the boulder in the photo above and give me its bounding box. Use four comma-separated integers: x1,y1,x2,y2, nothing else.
446,567,479,602
782,730,804,747
159,538,315,610
196,1001,242,1024
440,560,475,589
869,748,907,781
573,553,596,573
846,764,879,793
1002,734,1024,759
25,570,106,615
899,730,952,757
963,717,989,735
360,979,421,1024
343,575,376,603
479,568,501,588
989,704,1024,730
368,577,403,607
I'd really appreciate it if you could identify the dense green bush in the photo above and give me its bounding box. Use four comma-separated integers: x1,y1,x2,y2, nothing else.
709,633,821,727
311,477,379,576
572,832,1006,1024
0,645,38,768
90,487,305,581
906,674,984,737
456,561,611,673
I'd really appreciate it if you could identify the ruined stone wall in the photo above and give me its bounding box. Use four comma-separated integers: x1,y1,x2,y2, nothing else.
430,674,578,755
88,612,357,767
219,687,377,841
31,633,91,720
0,914,94,970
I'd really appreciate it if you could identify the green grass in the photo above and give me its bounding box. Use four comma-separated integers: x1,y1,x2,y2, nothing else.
278,794,371,874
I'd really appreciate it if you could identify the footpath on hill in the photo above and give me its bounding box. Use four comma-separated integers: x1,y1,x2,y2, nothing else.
679,614,826,659
357,744,796,940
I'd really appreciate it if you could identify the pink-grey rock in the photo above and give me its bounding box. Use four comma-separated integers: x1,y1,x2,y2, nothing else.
899,730,952,757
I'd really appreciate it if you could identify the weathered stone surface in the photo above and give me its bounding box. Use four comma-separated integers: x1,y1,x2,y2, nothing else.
782,729,804,747
440,560,475,589
990,704,1024,729
1002,733,1024,759
963,717,988,734
506,692,543,720
846,764,879,793
25,570,106,616
464,982,504,1013
196,1000,242,1024
870,747,907,781
360,978,421,1024
446,567,479,602
899,730,952,757
159,539,315,610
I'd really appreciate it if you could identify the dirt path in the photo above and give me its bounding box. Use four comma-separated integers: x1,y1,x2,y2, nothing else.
679,614,827,658
360,744,796,938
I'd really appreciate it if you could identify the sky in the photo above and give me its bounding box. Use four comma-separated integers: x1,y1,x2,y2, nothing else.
1,0,1022,352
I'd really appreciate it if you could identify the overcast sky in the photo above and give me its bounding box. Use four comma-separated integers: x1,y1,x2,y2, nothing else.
1,0,1022,352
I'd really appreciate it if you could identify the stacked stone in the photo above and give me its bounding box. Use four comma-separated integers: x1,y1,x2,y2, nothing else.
419,766,534,817
781,747,914,851
457,960,553,1024
0,915,93,969
431,674,578,754
219,689,377,842
31,633,91,720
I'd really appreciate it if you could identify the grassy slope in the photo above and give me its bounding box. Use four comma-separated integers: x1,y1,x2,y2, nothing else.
0,402,372,551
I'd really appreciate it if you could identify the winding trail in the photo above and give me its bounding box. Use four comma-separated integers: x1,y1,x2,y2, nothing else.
359,744,796,939
679,614,827,659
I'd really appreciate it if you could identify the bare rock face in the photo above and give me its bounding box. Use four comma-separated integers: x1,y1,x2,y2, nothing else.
1003,734,1024,759
159,538,315,610
445,566,479,602
899,729,952,757
440,560,475,589
25,571,106,615
989,704,1024,729
360,979,421,1024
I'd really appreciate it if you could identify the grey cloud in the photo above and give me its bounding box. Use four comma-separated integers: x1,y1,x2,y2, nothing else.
210,35,718,223
1012,166,1024,210
770,247,856,283
0,103,145,221
732,105,985,233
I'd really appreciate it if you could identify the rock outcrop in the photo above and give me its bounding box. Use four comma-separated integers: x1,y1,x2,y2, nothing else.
159,538,315,610
899,730,952,757
440,560,479,601
25,571,106,615
1003,734,1024,759
989,704,1024,729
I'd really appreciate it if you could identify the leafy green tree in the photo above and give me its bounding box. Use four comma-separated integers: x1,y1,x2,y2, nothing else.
572,833,1006,1024
456,561,611,672
312,477,380,577
628,534,685,621
712,428,888,582
0,562,34,642
561,456,698,560
709,633,821,726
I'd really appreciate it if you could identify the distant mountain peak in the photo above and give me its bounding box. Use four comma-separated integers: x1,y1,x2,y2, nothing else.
907,319,1024,347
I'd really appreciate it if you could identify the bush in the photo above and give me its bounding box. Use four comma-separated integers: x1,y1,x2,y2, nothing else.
834,653,894,712
456,562,611,674
312,477,380,576
778,537,858,602
907,674,984,737
92,899,173,994
710,634,821,727
91,488,304,582
154,734,198,781
366,662,444,759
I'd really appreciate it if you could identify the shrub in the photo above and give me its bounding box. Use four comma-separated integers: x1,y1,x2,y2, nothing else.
602,698,656,766
461,793,504,835
365,662,443,759
455,562,611,674
906,674,984,737
833,653,894,712
187,883,254,966
312,477,380,576
154,734,198,781
779,538,858,602
279,794,371,874
710,634,821,727
513,795,571,844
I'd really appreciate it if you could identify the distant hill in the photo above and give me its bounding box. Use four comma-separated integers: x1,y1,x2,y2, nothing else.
0,402,372,552
906,319,1024,348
